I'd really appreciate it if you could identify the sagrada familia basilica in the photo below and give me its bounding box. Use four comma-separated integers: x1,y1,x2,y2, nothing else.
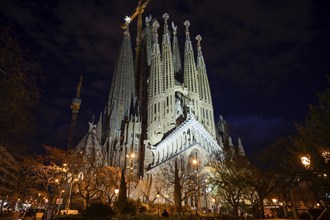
71,1,244,206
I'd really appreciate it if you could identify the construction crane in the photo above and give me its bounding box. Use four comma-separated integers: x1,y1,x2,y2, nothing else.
121,0,151,91
121,0,150,53
67,75,83,149
121,0,151,31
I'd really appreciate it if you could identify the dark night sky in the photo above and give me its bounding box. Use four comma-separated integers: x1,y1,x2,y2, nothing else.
1,0,329,157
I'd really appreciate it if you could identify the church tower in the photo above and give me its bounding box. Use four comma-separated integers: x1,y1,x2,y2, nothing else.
102,20,141,170
161,13,176,133
147,20,165,145
183,21,201,122
75,3,225,189
196,35,216,137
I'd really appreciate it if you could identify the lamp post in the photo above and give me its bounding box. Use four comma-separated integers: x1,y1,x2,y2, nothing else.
212,198,216,214
38,193,41,208
300,155,311,168
51,178,60,215
65,177,78,212
127,153,135,198
57,190,64,215
192,158,200,213
115,188,119,199
156,193,160,217
114,188,119,213
204,180,208,213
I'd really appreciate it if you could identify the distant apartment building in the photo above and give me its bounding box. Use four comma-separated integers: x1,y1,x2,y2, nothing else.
0,145,19,198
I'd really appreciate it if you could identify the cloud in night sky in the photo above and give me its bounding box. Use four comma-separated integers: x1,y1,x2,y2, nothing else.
225,114,292,156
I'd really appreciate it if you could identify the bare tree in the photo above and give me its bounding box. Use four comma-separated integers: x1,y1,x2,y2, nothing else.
0,26,40,148
156,155,203,215
209,147,250,217
97,166,121,206
24,146,73,203
75,165,101,209
245,166,278,218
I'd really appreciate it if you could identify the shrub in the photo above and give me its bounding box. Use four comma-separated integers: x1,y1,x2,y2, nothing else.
121,199,138,214
82,203,114,218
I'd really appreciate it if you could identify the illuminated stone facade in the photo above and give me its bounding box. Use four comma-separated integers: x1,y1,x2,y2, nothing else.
78,12,224,201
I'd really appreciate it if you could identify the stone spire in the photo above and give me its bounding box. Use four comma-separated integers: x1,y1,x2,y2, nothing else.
196,34,212,105
96,112,103,141
106,17,135,136
238,138,245,155
147,20,165,144
76,121,104,167
161,14,175,130
172,21,182,79
183,20,198,94
149,20,162,97
162,13,170,44
162,13,174,91
196,34,215,136
152,20,160,56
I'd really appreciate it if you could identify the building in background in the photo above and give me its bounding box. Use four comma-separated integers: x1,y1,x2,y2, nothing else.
0,145,19,211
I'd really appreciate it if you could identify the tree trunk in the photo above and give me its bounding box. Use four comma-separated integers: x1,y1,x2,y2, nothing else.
174,159,182,215
233,205,239,217
258,197,265,218
83,199,87,210
282,206,288,218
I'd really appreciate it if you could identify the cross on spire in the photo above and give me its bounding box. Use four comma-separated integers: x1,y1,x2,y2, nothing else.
124,16,131,35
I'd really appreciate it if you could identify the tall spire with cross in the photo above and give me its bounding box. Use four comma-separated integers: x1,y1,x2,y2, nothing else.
106,16,135,139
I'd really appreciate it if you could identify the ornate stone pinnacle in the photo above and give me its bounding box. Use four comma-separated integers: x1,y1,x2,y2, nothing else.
195,35,202,43
152,20,160,30
184,20,190,32
163,13,169,23
196,35,202,48
163,13,169,34
152,21,160,42
171,21,177,35
145,15,152,26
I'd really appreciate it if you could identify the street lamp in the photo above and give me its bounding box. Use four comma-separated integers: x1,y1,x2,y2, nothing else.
301,155,311,168
156,193,160,217
114,188,119,213
38,193,41,208
212,198,216,213
204,180,208,213
127,153,135,198
57,190,64,214
65,178,78,212
192,157,200,213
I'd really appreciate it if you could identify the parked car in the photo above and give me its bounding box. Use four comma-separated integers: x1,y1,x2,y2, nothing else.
20,208,45,220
